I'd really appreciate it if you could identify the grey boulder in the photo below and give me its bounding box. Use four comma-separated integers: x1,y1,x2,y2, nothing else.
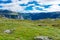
34,36,52,40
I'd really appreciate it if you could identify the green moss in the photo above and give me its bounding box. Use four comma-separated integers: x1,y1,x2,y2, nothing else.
0,18,60,40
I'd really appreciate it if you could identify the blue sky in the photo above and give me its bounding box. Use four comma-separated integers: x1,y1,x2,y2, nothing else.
0,0,60,13
0,0,12,4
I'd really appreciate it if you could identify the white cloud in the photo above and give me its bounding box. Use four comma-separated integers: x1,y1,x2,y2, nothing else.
37,0,60,5
44,4,60,12
0,0,60,13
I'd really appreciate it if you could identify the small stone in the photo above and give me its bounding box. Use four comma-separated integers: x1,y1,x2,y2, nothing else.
38,24,42,26
34,36,52,40
38,24,47,26
51,23,60,28
4,30,12,34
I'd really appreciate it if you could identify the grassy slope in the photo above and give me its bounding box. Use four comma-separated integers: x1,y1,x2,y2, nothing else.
0,18,60,40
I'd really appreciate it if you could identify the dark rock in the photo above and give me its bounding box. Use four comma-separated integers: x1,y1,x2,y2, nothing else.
38,24,42,26
52,24,60,27
38,24,47,26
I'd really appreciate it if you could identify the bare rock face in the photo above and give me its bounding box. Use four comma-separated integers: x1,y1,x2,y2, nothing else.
34,36,52,40
4,30,12,34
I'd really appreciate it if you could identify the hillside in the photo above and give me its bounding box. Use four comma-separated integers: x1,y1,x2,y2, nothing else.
0,18,60,40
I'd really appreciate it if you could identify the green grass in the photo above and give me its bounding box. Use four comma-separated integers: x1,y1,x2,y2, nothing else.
0,18,60,40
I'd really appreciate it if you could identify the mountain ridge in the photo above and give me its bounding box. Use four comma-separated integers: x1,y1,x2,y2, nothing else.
0,9,60,20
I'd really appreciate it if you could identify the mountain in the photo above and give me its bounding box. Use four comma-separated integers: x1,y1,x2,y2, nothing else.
0,9,13,15
0,10,19,19
0,10,60,20
20,12,60,20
